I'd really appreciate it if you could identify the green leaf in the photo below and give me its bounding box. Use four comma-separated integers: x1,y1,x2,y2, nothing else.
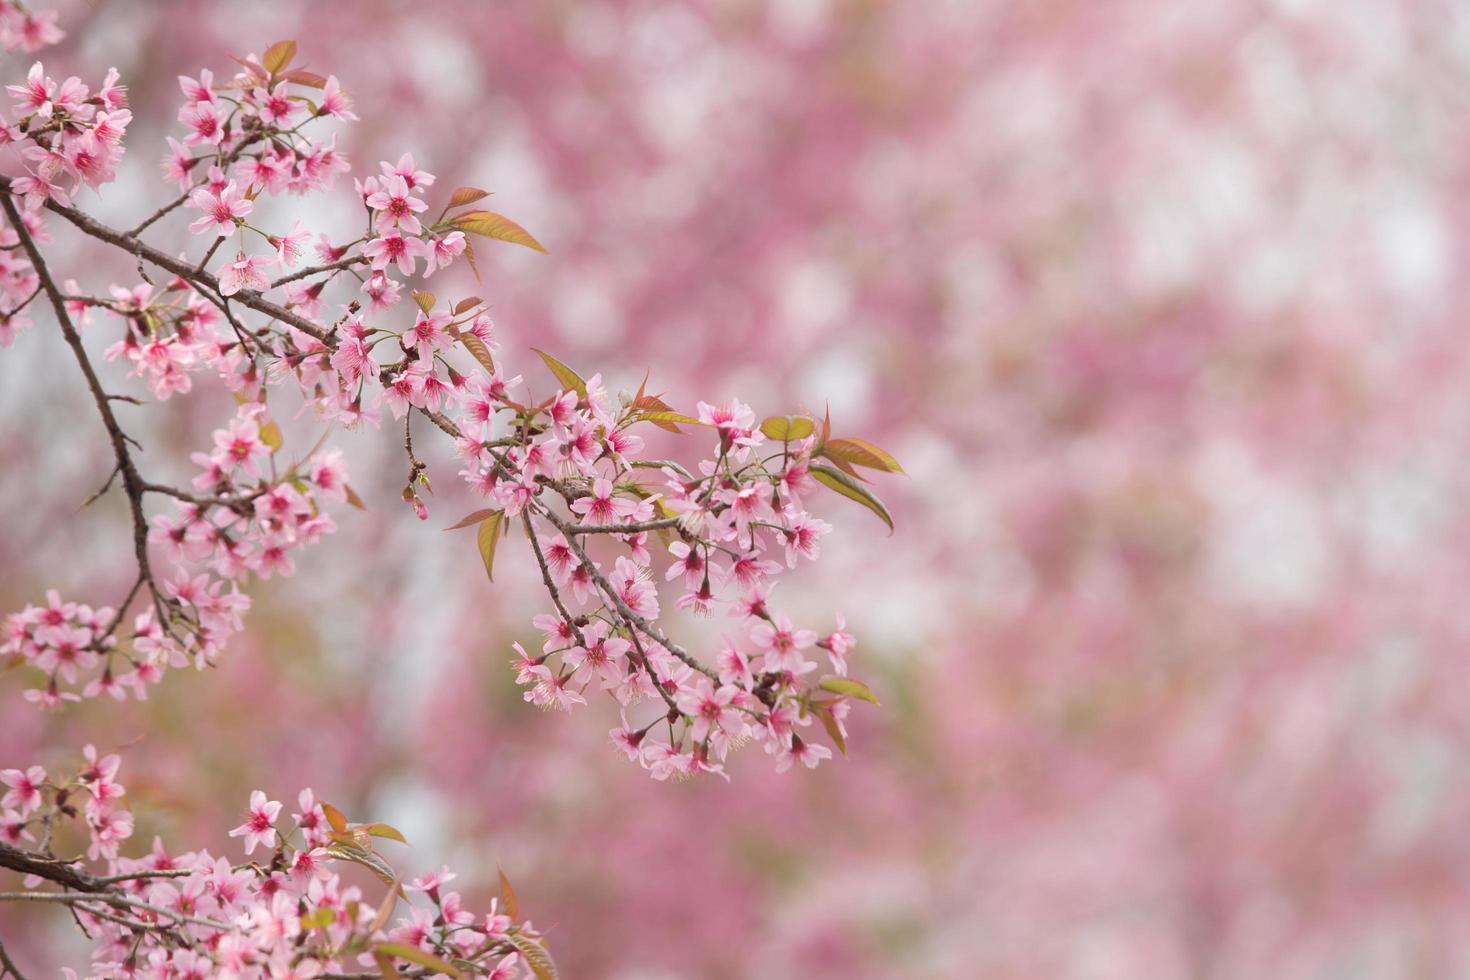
531,348,587,398
810,463,894,531
453,210,548,254
262,39,297,75
447,187,491,208
821,437,904,474
477,511,505,582
760,416,815,442
818,676,881,706
373,943,461,977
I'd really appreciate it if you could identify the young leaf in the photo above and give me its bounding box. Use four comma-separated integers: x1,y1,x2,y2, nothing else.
506,932,559,980
259,420,283,454
452,295,483,315
448,187,491,208
462,239,481,283
230,56,270,82
374,943,461,978
325,841,397,886
634,409,703,432
477,511,505,581
444,507,499,531
322,801,349,834
281,68,327,88
531,348,587,398
810,463,894,531
631,458,695,480
363,822,408,844
818,676,882,706
262,40,297,75
453,210,548,254
821,437,904,474
461,334,496,374
345,484,369,511
760,415,814,442
411,290,435,315
300,906,338,930
813,702,848,756
372,952,402,980
499,865,520,919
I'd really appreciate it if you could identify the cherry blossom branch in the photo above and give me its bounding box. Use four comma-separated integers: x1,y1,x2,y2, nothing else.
16,186,334,343
0,840,104,892
0,940,28,980
0,190,166,624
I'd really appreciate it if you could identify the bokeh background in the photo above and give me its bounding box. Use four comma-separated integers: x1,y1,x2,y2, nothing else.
6,0,1470,976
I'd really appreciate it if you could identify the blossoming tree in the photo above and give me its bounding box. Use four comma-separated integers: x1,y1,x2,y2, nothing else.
0,22,900,979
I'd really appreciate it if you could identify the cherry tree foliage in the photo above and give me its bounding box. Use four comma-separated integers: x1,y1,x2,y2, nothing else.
0,25,899,980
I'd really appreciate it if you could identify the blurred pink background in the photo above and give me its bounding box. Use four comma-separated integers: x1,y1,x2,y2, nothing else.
6,1,1470,976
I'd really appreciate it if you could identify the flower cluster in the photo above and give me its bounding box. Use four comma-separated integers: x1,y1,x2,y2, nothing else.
0,2,61,54
0,33,898,974
2,750,550,978
4,61,130,209
172,48,352,300
2,399,347,706
0,60,128,346
442,373,886,778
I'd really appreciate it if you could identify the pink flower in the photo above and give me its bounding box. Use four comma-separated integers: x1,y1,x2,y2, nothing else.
272,220,309,266
675,678,742,743
6,63,53,118
775,735,832,773
218,253,271,296
177,69,214,104
380,152,435,190
611,556,659,619
253,82,300,127
228,790,282,855
822,614,856,676
211,414,270,479
405,310,451,358
319,75,357,121
0,765,45,815
422,231,466,277
188,180,252,237
6,11,63,53
366,175,428,235
363,231,428,276
178,99,225,146
750,614,818,671
571,478,636,525
406,865,457,896
160,136,193,189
